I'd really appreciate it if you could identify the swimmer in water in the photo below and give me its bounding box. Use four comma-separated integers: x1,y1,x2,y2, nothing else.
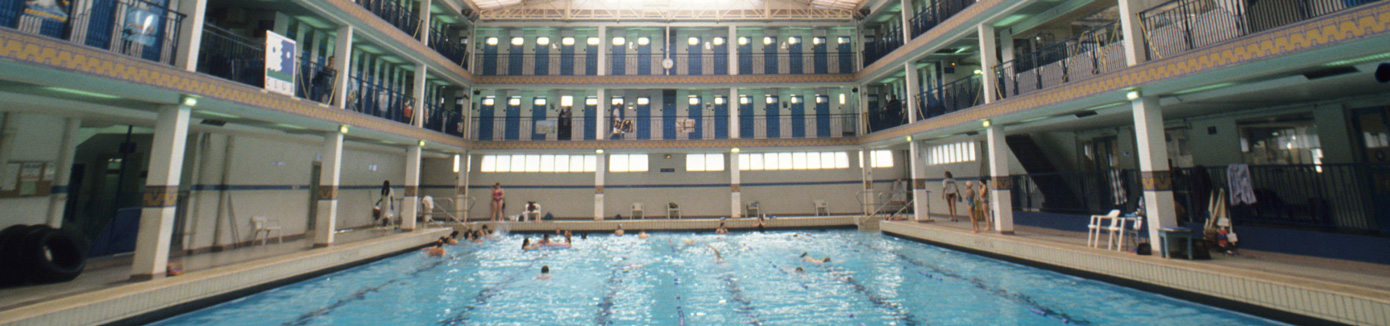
707,244,724,263
538,265,551,279
683,239,696,246
714,221,729,234
564,230,573,244
539,234,552,245
638,230,649,239
425,242,446,256
800,252,831,264
794,267,805,274
522,238,531,250
615,224,625,236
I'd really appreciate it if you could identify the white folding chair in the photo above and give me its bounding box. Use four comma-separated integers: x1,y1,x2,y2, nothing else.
252,216,282,245
632,203,644,219
1088,209,1120,248
813,200,829,216
1103,215,1126,250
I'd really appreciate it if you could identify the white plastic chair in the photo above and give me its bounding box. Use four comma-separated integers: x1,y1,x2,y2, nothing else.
1088,209,1120,248
1103,215,1127,250
746,202,763,219
252,216,282,245
813,200,829,216
632,203,644,219
667,202,680,219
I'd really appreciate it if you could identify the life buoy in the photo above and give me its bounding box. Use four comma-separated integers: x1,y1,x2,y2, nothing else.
0,225,46,286
22,227,85,283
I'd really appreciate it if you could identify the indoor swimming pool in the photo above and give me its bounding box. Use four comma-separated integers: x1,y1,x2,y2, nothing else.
151,230,1284,325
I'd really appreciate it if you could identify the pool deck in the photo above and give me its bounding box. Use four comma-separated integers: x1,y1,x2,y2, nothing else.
880,220,1390,326
0,228,450,326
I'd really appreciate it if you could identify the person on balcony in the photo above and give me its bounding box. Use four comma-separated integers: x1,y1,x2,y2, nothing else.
558,107,573,141
310,55,337,104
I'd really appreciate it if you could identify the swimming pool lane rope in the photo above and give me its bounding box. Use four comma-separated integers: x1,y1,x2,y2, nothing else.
438,248,555,325
847,237,1090,325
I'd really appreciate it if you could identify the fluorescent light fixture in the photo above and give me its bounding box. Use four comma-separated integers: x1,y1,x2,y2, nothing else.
181,96,198,107
200,110,239,119
43,87,120,99
561,37,575,46
339,124,350,134
587,37,600,46
1173,82,1238,95
1126,90,1141,100
612,37,626,46
712,37,725,46
688,37,700,46
731,147,740,153
1085,102,1127,111
536,37,550,46
1020,116,1049,123
561,95,574,107
510,37,524,46
275,123,306,130
596,149,605,154
1324,52,1390,66
453,154,460,173
486,37,499,45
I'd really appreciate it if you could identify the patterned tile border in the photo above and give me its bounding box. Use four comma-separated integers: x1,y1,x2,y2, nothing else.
881,221,1390,325
0,229,451,326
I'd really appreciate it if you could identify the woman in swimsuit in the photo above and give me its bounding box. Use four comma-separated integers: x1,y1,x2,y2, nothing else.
490,183,505,222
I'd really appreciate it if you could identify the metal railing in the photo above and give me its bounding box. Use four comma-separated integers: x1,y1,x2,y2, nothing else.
198,25,332,104
421,101,463,136
346,75,413,125
470,113,856,140
608,53,667,76
470,116,587,141
737,52,855,75
917,74,983,120
736,114,858,139
1138,0,1380,61
867,99,908,132
909,0,976,38
863,24,904,67
1,0,184,65
1011,170,1143,215
995,22,1126,99
428,28,468,68
352,0,421,38
474,53,596,76
667,53,729,75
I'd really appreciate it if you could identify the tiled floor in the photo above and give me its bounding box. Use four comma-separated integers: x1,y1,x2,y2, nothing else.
0,228,392,312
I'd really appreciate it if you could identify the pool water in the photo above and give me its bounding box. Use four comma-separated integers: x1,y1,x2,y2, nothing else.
152,230,1283,325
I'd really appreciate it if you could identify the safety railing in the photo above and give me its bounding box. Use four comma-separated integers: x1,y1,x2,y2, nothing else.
428,28,468,68
198,24,333,104
863,24,904,67
668,53,729,75
346,75,413,125
1010,170,1143,216
473,53,596,76
1175,164,1381,234
917,74,983,120
0,0,184,65
909,0,976,38
607,53,666,76
736,52,856,75
470,116,587,141
470,113,856,140
421,101,463,136
867,98,908,132
1138,0,1380,61
995,22,1126,99
352,0,422,38
736,113,858,139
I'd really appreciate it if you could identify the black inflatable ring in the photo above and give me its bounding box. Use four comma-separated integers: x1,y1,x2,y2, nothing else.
22,227,86,283
0,225,47,286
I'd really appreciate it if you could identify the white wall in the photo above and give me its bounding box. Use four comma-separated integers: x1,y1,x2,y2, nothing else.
0,113,69,228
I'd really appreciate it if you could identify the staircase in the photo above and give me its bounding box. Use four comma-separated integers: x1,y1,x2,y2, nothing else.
1005,135,1083,211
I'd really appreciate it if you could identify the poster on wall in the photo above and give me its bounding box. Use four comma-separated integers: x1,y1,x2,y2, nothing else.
122,8,161,46
24,0,70,23
264,31,298,97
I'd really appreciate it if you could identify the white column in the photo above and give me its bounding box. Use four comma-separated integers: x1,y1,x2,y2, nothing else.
860,149,875,215
909,140,930,222
412,64,428,127
417,0,432,43
729,87,740,139
596,88,607,140
900,0,915,41
174,0,208,71
402,145,422,231
856,85,869,135
462,88,474,138
904,61,920,123
728,26,738,76
597,26,608,76
1117,0,1146,66
1133,95,1176,243
131,104,191,281
456,153,469,220
978,24,999,104
986,125,1015,234
314,131,344,246
999,28,1015,63
594,153,606,220
45,118,81,227
731,151,742,218
332,26,354,109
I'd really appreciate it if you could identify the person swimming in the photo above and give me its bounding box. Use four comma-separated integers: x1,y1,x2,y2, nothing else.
714,222,729,234
707,244,724,264
522,238,531,250
800,252,830,264
425,242,446,256
615,224,625,236
539,234,552,245
638,230,649,239
794,267,805,274
564,230,573,244
538,265,551,279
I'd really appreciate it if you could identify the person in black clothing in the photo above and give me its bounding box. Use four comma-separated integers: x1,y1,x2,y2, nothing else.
557,107,573,140
311,56,337,104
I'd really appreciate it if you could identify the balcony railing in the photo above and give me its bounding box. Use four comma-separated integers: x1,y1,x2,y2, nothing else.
474,53,596,76
0,0,184,65
352,0,421,38
909,0,976,38
471,116,589,141
422,101,463,136
737,52,855,75
198,24,331,104
863,24,904,67
737,114,859,139
1139,0,1380,61
471,113,856,141
917,74,983,120
428,28,468,68
474,52,856,76
346,75,413,125
995,22,1127,99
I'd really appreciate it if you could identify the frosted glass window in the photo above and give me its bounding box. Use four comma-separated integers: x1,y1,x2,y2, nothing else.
629,154,649,172
610,155,629,172
554,155,570,172
836,152,850,168
481,155,497,172
687,154,706,171
792,152,808,170
749,153,764,170
806,152,821,170
496,155,512,172
584,155,597,172
763,153,779,170
706,154,724,171
778,153,793,170
539,155,556,172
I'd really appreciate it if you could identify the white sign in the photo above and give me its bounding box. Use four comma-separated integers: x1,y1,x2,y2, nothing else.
264,31,297,96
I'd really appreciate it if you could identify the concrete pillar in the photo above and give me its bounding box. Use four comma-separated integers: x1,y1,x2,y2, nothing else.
456,152,469,220
904,61,920,123
594,153,606,220
977,24,999,104
986,124,1015,234
462,88,474,138
1133,95,1176,243
412,64,428,127
401,145,422,231
1117,0,1146,66
860,149,875,215
597,26,608,76
131,103,191,281
729,87,740,139
332,26,354,109
596,88,607,140
900,0,915,41
728,26,739,76
909,140,930,222
731,151,742,218
174,0,208,71
999,28,1015,63
45,118,81,227
857,85,869,136
313,131,344,246
418,0,432,43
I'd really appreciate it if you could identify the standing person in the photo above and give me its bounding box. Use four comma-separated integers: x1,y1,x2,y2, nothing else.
978,179,993,232
377,181,395,227
490,183,505,222
965,181,982,233
310,55,337,103
557,107,573,141
942,171,961,222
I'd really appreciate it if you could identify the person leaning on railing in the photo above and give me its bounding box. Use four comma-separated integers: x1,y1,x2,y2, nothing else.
311,55,337,104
